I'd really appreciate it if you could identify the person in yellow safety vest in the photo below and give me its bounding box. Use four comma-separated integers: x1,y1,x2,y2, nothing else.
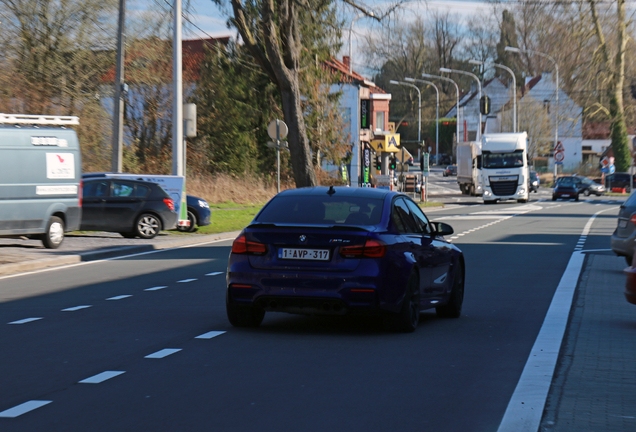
341,164,349,186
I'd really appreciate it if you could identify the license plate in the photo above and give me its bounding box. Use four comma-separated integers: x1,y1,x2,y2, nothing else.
620,220,628,229
561,194,570,197
279,248,330,261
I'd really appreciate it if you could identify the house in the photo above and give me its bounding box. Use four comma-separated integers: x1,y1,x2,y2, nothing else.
322,56,392,186
585,122,636,169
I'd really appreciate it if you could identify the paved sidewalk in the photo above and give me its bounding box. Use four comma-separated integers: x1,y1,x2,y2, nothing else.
541,252,636,431
0,231,240,277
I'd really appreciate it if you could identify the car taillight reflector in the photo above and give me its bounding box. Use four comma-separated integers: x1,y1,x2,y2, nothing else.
340,239,387,259
163,198,175,211
630,215,636,225
79,180,83,207
231,235,268,255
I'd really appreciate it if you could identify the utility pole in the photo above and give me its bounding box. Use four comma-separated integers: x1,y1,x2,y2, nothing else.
111,0,126,173
172,0,184,176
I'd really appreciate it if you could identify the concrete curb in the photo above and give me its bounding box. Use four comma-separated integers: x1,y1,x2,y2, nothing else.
0,231,241,277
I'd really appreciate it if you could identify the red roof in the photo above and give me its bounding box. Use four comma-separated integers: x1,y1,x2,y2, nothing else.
323,57,387,94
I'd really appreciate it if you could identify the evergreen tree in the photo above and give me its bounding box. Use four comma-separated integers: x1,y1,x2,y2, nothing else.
495,10,522,87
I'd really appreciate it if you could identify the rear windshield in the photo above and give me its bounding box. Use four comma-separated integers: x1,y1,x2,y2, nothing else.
256,195,385,225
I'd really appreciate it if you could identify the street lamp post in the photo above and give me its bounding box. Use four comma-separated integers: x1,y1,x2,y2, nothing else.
404,77,438,168
389,80,420,181
469,59,517,132
348,12,373,73
505,46,559,177
440,67,482,141
422,73,459,163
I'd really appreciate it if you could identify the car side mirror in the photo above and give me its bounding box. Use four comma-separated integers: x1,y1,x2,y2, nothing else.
431,221,454,236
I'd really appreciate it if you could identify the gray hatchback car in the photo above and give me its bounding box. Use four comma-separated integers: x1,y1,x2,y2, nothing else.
611,191,636,265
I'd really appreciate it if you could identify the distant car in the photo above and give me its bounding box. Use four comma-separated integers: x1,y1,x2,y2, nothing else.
177,195,211,232
226,187,465,332
605,173,636,192
406,156,414,166
81,178,178,239
528,170,539,193
611,191,636,265
439,154,452,165
552,177,579,201
443,165,457,177
576,176,605,196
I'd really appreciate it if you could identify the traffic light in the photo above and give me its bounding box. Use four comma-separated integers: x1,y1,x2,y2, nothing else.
375,154,381,170
389,155,396,170
479,96,491,115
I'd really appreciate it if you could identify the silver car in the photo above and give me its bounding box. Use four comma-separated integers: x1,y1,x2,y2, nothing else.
611,191,636,265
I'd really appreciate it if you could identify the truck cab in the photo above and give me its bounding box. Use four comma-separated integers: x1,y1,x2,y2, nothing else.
481,132,529,204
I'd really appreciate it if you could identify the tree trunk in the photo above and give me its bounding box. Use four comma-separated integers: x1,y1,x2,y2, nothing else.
280,83,318,187
589,0,630,171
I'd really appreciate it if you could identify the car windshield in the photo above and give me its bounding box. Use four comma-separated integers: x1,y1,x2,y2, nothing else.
482,150,524,168
559,177,576,186
256,195,385,225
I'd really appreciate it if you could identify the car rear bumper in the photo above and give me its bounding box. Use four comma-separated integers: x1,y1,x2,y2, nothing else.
227,261,405,315
611,230,635,258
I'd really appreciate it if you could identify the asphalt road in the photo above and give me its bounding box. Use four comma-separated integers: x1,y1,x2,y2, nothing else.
0,196,620,431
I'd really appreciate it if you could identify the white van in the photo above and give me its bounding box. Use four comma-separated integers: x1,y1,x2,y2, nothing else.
0,114,82,248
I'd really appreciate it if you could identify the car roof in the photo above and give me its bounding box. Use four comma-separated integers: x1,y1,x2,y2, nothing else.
83,177,159,187
276,186,395,199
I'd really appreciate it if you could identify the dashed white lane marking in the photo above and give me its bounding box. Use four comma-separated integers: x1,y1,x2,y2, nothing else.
497,206,618,432
145,286,167,291
177,279,197,283
79,371,125,384
62,305,92,312
0,400,51,418
206,272,224,276
107,295,132,300
196,331,226,339
8,317,43,324
145,348,182,359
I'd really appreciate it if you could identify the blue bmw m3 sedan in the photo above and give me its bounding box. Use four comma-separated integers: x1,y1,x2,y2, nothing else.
226,186,465,332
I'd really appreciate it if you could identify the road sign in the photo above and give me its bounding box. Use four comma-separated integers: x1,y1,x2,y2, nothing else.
554,141,565,152
601,166,609,173
267,120,288,140
601,156,609,167
609,164,616,174
554,150,564,163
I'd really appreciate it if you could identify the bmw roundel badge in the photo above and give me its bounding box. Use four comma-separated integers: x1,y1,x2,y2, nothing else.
299,235,307,243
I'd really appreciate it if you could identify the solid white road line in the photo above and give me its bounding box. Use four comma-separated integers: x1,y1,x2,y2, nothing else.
144,286,168,291
205,272,224,276
106,295,132,300
177,279,197,283
61,305,92,312
195,331,226,339
8,317,43,324
0,400,51,418
145,348,182,359
79,371,126,384
497,206,618,432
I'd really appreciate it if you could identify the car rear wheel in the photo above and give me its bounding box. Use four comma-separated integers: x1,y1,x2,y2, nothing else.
135,213,162,239
226,293,265,327
584,189,590,196
386,272,420,333
436,262,464,318
41,216,64,249
575,194,580,201
177,210,197,233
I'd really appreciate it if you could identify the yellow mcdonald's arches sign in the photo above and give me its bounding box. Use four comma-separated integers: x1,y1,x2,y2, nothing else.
370,134,400,153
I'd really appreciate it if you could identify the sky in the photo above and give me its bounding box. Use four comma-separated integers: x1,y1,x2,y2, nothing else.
178,0,494,40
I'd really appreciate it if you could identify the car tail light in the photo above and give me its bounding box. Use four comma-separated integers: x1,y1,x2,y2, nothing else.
231,234,268,255
630,215,636,225
163,198,175,211
340,239,387,258
79,180,83,207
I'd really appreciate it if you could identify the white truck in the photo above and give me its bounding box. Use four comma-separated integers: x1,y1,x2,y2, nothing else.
456,141,482,196
480,132,529,204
